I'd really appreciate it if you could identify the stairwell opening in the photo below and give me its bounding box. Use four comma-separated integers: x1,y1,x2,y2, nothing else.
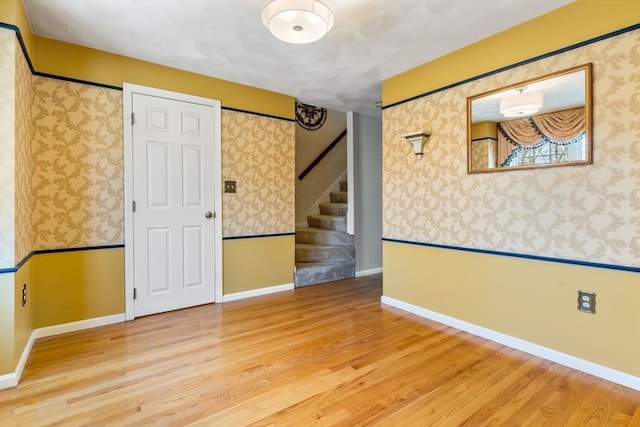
294,106,354,287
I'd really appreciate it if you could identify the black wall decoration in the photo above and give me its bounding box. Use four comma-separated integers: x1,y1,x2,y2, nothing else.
295,101,327,130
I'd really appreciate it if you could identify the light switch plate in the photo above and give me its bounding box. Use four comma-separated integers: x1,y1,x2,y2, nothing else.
224,180,236,193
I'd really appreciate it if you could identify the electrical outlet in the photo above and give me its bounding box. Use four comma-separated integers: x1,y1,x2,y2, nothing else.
224,180,237,193
22,284,27,307
577,290,595,314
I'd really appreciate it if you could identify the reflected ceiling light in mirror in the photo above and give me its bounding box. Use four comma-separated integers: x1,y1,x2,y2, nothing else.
262,0,335,44
500,87,544,118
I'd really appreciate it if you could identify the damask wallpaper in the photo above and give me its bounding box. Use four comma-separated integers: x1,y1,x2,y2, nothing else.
382,30,639,267
0,30,16,267
469,139,497,171
221,110,295,237
15,37,34,263
32,78,123,250
29,81,294,249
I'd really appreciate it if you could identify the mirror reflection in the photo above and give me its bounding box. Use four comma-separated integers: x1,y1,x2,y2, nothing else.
467,63,592,173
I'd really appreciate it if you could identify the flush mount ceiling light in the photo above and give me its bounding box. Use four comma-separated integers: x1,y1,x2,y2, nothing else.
262,0,335,44
500,87,544,118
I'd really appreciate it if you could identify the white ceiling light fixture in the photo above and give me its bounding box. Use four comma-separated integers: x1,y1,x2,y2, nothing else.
262,0,335,44
500,87,544,118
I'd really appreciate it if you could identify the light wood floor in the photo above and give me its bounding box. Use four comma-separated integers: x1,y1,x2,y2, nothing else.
1,275,638,426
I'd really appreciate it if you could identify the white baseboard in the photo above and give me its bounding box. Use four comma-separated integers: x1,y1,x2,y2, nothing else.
222,283,294,302
32,313,126,340
356,267,382,277
0,313,126,390
0,373,18,390
381,296,640,391
10,328,38,388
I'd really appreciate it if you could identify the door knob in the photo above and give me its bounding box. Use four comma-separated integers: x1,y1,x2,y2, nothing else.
204,211,213,219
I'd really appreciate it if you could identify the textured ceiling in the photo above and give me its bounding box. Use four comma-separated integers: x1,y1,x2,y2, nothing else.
23,0,573,116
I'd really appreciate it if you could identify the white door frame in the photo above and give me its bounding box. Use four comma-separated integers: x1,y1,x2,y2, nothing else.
123,83,223,320
346,111,354,235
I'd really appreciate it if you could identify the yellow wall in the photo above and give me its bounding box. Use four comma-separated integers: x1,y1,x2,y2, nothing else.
32,37,293,118
0,1,16,22
383,0,640,106
381,3,639,377
0,274,15,374
470,121,497,140
223,236,295,294
13,258,32,368
32,249,125,328
384,242,640,375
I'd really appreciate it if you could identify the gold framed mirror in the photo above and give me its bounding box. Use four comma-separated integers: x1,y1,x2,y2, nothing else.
467,63,592,173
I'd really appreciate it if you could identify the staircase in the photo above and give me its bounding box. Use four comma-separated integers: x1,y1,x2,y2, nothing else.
295,181,355,287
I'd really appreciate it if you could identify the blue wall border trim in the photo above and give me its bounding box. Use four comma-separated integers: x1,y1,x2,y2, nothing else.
1,22,122,91
0,235,296,271
223,232,295,241
382,238,640,273
0,22,294,120
222,106,295,123
34,244,125,255
34,71,122,91
0,244,125,275
382,24,640,110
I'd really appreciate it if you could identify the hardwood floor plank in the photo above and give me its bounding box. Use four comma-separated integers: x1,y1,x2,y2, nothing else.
518,369,601,425
386,348,532,425
0,275,638,426
458,359,556,425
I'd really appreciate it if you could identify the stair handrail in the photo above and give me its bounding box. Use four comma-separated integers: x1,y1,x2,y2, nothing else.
298,129,347,180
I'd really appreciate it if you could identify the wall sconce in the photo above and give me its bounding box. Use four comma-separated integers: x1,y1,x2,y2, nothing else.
402,131,431,160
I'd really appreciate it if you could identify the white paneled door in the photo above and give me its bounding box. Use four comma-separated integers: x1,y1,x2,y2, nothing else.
130,93,217,317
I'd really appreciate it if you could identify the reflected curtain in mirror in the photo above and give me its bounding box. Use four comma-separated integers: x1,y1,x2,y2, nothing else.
498,107,586,166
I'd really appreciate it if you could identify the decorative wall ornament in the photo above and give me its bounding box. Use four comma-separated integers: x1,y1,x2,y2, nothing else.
295,101,327,130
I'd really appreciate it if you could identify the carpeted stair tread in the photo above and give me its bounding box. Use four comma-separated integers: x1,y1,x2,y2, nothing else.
295,181,354,287
319,202,348,216
294,262,356,287
295,227,354,247
295,243,355,263
307,214,347,232
330,191,348,203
